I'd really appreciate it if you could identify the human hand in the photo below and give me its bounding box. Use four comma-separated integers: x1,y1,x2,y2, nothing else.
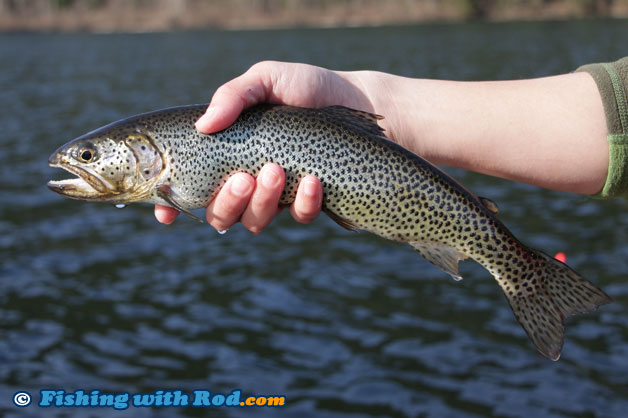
155,61,371,232
194,61,373,133
154,162,322,233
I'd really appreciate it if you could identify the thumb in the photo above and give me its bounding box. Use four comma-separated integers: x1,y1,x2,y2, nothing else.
195,104,234,134
195,68,271,134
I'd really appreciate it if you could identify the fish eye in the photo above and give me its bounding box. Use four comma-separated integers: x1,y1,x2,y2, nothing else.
79,148,95,162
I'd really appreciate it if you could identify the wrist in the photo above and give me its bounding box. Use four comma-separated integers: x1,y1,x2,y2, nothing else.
335,70,412,146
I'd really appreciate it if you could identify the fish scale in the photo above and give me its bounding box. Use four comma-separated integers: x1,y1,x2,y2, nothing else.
48,103,612,360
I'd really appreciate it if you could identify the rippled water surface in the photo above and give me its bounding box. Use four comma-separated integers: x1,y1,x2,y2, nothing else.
1,21,628,417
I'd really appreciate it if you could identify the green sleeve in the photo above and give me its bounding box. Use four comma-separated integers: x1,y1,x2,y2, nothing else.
576,57,628,199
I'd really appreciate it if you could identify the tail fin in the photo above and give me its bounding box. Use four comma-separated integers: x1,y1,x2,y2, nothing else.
501,250,612,361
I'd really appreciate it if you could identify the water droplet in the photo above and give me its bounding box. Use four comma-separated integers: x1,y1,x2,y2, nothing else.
114,204,126,209
217,229,227,235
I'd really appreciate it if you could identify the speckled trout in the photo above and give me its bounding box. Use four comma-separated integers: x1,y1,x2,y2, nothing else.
48,104,611,360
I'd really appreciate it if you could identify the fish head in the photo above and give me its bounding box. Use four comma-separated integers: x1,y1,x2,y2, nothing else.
48,122,165,204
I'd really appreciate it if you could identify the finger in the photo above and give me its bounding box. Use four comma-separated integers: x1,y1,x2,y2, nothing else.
155,204,179,224
290,176,323,224
195,63,274,134
206,173,255,231
241,163,285,235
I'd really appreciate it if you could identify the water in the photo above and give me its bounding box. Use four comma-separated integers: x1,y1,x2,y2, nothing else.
1,20,628,417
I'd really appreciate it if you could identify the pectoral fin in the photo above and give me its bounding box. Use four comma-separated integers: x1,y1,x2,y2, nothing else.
157,184,203,223
409,241,469,281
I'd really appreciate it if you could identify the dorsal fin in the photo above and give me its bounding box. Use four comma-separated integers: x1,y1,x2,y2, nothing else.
318,106,386,137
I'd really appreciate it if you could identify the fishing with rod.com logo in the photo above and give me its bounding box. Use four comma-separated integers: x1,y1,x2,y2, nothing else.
12,388,285,410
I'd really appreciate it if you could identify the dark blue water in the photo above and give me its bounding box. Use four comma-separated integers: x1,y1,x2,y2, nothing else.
1,21,627,417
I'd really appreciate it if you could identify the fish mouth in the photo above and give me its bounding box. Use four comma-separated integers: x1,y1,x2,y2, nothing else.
48,157,118,201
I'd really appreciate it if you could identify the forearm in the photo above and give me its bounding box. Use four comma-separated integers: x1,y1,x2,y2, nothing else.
340,70,609,194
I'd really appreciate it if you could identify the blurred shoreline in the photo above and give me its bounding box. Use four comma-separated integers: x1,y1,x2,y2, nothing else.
1,0,627,32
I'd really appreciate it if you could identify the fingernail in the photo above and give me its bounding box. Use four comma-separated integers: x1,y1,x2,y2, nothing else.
304,179,318,197
230,175,253,197
261,168,281,189
195,107,217,131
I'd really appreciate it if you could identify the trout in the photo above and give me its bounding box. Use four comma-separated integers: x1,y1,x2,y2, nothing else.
48,104,611,360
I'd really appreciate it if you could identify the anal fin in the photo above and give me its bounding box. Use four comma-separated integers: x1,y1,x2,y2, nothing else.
410,241,469,281
157,185,203,223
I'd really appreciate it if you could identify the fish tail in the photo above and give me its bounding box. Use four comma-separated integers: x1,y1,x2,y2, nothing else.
498,249,612,361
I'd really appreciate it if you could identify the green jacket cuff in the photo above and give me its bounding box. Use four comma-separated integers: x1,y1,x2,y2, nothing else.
577,57,628,199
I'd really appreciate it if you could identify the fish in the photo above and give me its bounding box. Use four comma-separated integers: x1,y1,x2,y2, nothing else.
48,104,612,360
